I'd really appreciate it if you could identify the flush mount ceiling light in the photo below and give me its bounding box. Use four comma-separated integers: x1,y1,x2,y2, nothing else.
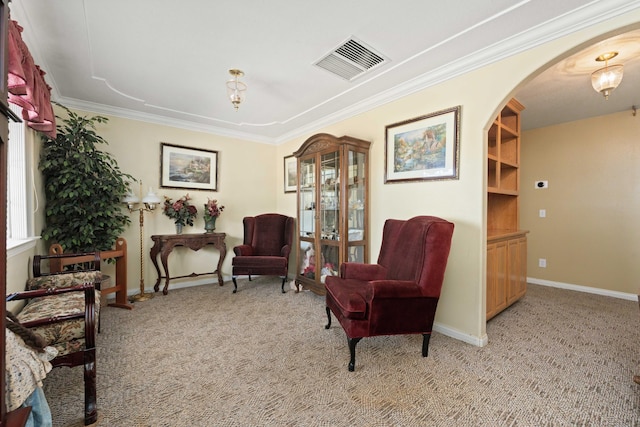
226,69,247,111
591,52,623,100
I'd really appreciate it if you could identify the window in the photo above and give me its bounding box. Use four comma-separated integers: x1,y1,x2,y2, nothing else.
6,102,37,255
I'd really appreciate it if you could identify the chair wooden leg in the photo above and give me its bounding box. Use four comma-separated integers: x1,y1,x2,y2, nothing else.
232,277,238,293
84,348,97,425
422,333,431,357
280,276,287,293
347,337,362,372
325,307,332,329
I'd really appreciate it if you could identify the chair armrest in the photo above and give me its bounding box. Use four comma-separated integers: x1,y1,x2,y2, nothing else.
26,270,102,291
8,283,92,301
369,280,423,299
281,244,291,259
233,245,254,256
340,263,387,281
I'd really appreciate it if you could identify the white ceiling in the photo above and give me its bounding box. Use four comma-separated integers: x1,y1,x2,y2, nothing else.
9,0,640,144
518,28,640,130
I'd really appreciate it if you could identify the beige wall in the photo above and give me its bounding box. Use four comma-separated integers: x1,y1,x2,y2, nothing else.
7,107,279,311
275,11,640,344
82,111,279,290
9,9,640,345
521,110,640,294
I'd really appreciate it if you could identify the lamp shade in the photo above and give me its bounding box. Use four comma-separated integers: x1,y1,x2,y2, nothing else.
142,187,161,205
123,191,140,204
591,64,623,99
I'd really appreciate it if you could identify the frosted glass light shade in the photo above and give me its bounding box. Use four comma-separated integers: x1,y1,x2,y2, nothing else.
142,187,161,204
123,191,140,204
591,64,623,99
142,187,161,209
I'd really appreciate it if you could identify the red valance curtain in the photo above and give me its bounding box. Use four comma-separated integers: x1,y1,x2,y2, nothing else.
7,19,56,138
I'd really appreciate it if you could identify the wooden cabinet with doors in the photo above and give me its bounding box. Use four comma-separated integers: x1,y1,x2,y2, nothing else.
487,232,527,320
293,133,370,295
487,99,528,320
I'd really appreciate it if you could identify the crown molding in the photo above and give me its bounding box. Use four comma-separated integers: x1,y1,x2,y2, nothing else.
56,96,279,145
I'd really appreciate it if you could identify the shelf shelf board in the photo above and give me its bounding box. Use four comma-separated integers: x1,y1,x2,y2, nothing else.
500,159,518,168
500,124,517,137
488,188,518,196
487,229,529,241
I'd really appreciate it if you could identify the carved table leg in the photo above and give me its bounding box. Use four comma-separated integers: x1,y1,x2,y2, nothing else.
150,238,162,293
160,243,173,295
216,242,227,286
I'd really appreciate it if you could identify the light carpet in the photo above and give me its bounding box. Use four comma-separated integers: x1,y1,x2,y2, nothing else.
43,278,640,426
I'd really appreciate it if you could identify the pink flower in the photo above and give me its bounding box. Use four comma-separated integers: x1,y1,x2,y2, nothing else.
163,194,198,226
204,199,225,220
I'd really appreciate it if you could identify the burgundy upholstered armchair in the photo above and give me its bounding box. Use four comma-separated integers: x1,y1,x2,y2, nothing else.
325,216,454,371
232,213,295,293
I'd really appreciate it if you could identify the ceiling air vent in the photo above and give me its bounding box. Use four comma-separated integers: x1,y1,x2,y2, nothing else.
315,38,387,81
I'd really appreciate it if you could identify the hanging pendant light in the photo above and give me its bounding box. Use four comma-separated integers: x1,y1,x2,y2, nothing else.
226,69,247,111
591,52,623,100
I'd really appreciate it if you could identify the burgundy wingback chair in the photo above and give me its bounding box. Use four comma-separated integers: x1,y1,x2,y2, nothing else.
325,216,454,371
232,213,295,293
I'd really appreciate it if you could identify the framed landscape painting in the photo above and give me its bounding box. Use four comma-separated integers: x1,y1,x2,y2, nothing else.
284,155,297,193
160,143,219,191
384,106,461,183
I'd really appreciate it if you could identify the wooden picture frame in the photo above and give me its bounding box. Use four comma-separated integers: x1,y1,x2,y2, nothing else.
284,155,297,193
384,106,461,183
160,142,219,191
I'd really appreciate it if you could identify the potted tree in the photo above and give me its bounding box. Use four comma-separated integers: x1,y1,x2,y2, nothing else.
39,105,134,252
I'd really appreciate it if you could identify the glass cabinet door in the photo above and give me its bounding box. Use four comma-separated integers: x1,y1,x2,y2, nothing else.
347,149,366,263
299,157,316,280
319,151,340,282
298,157,315,239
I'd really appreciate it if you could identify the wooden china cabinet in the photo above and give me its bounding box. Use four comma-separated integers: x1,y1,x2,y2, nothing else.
486,99,528,320
293,133,370,295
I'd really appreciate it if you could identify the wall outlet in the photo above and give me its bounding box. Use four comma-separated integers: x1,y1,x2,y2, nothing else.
535,180,549,189
538,258,547,268
539,209,546,218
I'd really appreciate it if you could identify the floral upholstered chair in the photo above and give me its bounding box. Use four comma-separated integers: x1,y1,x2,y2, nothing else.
7,262,102,425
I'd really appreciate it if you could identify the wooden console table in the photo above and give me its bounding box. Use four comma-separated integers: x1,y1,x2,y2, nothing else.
150,233,227,295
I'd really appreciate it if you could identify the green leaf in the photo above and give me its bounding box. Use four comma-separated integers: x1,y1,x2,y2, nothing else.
40,104,130,252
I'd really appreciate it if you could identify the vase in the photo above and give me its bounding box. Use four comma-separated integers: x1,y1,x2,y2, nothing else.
204,216,217,233
175,223,183,235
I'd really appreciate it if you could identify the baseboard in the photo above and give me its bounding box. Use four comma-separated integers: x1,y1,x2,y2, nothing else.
433,322,488,347
127,275,233,296
527,277,638,301
432,278,637,348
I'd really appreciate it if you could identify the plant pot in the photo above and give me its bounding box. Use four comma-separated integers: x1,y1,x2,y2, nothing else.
175,223,183,234
204,217,217,233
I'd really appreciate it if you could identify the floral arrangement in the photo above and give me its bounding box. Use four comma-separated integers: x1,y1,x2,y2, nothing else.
204,198,225,220
163,194,197,226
